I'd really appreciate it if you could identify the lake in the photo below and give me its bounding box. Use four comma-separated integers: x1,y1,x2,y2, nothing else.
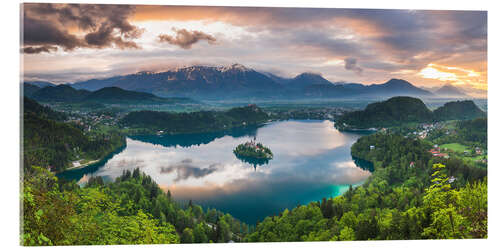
58,120,372,224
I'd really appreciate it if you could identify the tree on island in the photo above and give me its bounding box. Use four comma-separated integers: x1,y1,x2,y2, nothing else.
233,139,273,160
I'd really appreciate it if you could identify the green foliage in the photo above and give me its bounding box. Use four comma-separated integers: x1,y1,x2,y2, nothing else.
420,164,487,238
120,105,269,134
181,228,194,243
335,96,434,130
24,97,67,121
246,134,487,242
22,167,179,245
233,142,273,159
335,97,485,130
23,98,126,172
456,118,487,148
433,101,485,121
22,168,250,246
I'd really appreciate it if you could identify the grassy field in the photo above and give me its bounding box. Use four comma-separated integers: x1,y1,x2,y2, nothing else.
441,143,469,152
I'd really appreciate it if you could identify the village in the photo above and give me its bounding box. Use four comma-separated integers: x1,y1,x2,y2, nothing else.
368,120,487,170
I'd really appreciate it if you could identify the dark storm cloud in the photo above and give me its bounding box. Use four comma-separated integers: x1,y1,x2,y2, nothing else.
344,57,363,75
22,45,58,54
22,3,143,53
22,15,83,51
158,28,217,49
160,159,223,182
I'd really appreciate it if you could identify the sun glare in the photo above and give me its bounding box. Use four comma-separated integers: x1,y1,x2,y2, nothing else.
419,66,458,81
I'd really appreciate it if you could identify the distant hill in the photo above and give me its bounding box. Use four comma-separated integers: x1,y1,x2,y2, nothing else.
85,87,193,104
23,96,67,121
28,85,194,104
433,84,468,98
287,73,332,89
120,104,269,134
366,79,433,97
23,83,41,97
335,97,486,130
31,84,91,102
69,64,433,100
23,81,56,88
433,100,485,121
335,96,434,130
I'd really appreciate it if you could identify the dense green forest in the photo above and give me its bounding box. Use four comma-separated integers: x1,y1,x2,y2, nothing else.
335,97,485,130
246,133,487,241
23,98,126,172
456,118,487,148
23,97,67,121
120,105,269,134
433,100,486,121
335,97,433,130
22,167,251,245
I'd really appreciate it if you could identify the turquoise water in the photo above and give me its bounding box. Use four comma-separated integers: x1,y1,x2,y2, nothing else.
58,120,371,224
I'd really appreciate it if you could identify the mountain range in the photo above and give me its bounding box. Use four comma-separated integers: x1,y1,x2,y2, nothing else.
26,64,472,100
433,84,469,98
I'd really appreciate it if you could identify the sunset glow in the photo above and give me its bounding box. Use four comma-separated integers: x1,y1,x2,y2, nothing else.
418,63,486,90
21,4,487,97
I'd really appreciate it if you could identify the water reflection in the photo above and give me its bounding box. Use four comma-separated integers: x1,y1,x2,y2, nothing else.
234,153,270,170
58,120,371,224
130,125,261,148
56,144,126,182
159,159,225,182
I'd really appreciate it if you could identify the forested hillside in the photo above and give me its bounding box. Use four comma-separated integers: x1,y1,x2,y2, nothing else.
120,105,269,134
23,98,125,172
457,118,487,148
433,100,485,121
22,167,251,245
246,133,487,241
335,97,485,130
335,97,434,130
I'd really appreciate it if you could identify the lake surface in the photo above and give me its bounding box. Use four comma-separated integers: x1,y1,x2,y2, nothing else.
58,120,372,224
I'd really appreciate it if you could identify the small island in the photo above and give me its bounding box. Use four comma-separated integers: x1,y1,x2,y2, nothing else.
233,138,273,160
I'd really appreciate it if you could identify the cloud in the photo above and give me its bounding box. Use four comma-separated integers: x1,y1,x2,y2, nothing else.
344,57,363,75
160,159,223,181
158,28,217,49
22,45,58,54
22,5,487,92
22,3,143,53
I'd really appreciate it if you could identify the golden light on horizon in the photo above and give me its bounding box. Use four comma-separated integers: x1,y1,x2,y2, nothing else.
418,63,485,90
419,65,458,81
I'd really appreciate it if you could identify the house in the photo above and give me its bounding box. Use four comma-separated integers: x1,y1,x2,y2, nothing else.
429,149,440,155
409,162,415,168
435,153,448,158
370,145,375,150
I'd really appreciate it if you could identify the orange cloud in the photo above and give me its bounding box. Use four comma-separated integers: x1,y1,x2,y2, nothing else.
418,63,486,90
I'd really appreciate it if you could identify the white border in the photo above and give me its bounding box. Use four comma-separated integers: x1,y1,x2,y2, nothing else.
1,1,497,250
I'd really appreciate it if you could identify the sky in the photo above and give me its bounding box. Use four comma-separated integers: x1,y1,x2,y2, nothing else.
21,3,487,97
